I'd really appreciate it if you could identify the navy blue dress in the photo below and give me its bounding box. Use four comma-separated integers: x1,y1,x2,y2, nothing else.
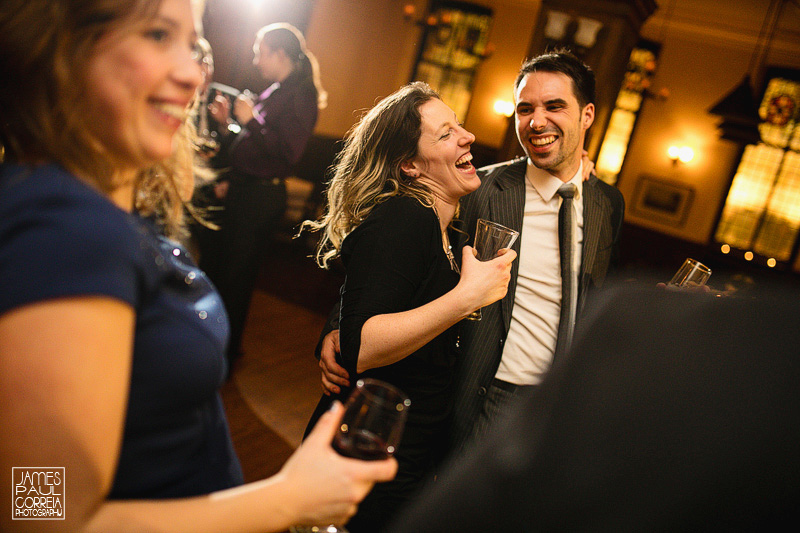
0,163,243,498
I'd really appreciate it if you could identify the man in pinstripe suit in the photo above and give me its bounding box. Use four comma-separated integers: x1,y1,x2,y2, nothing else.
446,49,625,452
317,50,624,454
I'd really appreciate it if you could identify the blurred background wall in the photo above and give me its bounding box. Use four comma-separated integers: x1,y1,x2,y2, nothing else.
202,0,800,283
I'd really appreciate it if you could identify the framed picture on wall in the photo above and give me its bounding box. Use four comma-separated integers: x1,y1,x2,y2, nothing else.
631,175,695,227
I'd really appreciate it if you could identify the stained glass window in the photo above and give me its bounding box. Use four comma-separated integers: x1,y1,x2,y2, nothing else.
714,73,800,265
411,2,493,121
595,41,662,186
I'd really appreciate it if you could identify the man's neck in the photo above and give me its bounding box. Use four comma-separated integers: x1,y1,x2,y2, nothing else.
554,159,581,183
528,157,581,183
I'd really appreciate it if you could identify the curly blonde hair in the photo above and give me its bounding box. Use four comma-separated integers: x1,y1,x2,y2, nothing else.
301,82,440,268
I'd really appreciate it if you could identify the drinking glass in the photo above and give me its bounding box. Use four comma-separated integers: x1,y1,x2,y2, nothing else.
466,219,520,320
196,129,220,159
290,379,410,533
668,258,712,289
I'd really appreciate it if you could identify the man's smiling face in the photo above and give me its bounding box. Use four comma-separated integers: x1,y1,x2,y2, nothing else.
514,70,594,181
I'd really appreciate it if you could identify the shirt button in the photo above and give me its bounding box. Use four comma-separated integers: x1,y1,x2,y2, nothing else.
499,338,504,346
478,387,487,397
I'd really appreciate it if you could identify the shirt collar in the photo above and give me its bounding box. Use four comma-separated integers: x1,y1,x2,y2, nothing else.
525,159,584,202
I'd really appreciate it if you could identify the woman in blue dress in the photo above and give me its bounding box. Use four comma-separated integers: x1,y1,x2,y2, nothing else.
0,1,394,531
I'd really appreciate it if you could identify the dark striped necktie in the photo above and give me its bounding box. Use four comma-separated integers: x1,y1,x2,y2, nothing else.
555,182,578,359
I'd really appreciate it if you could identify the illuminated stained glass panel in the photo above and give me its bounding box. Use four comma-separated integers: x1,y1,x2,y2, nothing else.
715,144,784,249
714,75,800,266
753,151,800,260
596,108,636,179
412,2,493,121
595,43,660,185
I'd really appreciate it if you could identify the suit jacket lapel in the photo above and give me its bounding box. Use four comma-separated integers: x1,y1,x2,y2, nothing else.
580,177,610,307
582,180,600,281
489,160,526,331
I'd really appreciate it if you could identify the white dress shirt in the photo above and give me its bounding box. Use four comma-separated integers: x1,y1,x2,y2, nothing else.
494,161,584,386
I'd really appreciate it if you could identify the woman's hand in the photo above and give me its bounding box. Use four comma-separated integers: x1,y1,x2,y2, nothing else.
213,180,230,200
455,245,516,314
277,402,397,527
233,94,255,125
581,149,596,181
353,244,516,372
208,94,230,124
319,330,349,396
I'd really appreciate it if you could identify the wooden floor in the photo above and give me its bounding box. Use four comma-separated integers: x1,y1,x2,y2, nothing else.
219,378,295,482
219,237,344,482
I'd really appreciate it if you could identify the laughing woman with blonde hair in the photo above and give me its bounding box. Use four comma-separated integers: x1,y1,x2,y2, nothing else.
301,82,516,532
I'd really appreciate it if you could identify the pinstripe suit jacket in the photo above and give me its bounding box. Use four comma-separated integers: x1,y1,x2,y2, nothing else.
450,157,625,450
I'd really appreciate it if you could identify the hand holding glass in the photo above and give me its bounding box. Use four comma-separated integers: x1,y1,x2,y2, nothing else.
466,219,519,320
668,258,711,289
291,379,410,533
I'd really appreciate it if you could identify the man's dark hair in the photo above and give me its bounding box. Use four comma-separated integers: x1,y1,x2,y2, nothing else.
515,48,596,108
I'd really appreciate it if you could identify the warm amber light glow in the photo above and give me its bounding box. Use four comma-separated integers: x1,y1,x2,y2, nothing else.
767,258,777,267
720,244,730,254
493,99,514,117
667,145,680,160
744,251,754,261
668,145,694,164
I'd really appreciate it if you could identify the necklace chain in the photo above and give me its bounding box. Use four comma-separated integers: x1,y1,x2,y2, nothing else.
433,205,460,274
442,230,460,274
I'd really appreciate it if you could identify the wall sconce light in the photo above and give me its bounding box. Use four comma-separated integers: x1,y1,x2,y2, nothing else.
544,10,571,41
493,99,514,117
574,17,604,48
543,10,603,50
667,145,694,166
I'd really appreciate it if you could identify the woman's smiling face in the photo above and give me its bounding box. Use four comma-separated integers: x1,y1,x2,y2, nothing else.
404,98,480,204
84,0,203,173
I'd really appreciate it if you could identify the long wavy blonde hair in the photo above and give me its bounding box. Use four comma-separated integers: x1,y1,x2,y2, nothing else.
0,0,205,239
301,82,440,268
